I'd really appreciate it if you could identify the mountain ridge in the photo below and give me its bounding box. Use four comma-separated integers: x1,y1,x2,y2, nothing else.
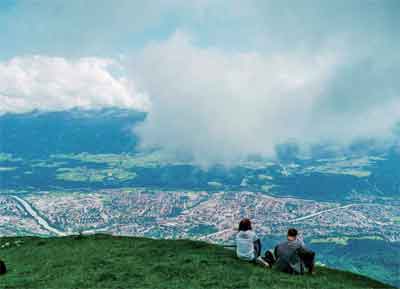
0,234,395,289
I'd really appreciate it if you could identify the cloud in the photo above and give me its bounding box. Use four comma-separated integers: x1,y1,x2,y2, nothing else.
1,1,399,164
0,0,218,59
132,32,400,165
1,1,399,60
0,56,149,114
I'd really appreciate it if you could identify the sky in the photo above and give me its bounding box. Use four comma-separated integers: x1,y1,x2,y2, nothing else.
1,0,400,164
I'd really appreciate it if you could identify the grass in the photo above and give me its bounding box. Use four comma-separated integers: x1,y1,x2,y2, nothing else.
310,236,384,246
392,216,400,224
51,152,178,168
0,167,16,172
55,167,137,182
0,153,21,162
0,234,395,289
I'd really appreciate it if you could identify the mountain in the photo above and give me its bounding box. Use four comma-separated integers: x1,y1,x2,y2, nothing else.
0,108,145,157
0,109,399,287
1,109,400,200
0,234,395,289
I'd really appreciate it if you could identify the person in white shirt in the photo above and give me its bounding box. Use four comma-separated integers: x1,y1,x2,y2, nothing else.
236,218,269,267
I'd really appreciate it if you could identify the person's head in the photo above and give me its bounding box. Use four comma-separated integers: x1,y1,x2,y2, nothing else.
287,228,298,241
238,218,252,231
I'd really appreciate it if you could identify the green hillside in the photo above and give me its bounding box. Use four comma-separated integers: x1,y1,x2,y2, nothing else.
0,234,395,289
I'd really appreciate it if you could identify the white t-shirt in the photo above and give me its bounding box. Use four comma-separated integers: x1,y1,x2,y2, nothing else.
236,230,258,261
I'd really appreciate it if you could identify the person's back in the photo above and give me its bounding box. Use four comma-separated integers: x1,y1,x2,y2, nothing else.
235,218,260,261
274,238,304,273
274,228,315,274
236,230,258,261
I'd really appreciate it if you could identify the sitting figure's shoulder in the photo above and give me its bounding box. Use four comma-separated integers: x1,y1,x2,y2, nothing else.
237,230,255,239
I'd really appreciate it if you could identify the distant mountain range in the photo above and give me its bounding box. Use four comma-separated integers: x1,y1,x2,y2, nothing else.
0,108,145,157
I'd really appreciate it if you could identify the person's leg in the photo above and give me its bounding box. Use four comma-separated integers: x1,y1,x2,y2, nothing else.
263,250,276,266
253,239,261,258
301,250,315,274
306,253,315,274
253,239,270,268
274,245,279,260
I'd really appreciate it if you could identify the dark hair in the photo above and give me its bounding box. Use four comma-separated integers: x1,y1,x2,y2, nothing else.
238,218,252,231
287,228,298,237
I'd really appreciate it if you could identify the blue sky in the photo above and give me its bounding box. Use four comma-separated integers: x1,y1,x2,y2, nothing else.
1,0,400,163
0,1,176,59
2,0,399,59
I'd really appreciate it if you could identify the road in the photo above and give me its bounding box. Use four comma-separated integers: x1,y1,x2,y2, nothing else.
11,195,67,236
286,204,356,223
202,203,358,241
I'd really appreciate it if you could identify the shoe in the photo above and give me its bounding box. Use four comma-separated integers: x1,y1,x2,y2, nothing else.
256,256,271,268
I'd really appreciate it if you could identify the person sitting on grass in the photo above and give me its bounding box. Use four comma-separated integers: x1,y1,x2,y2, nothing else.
235,218,269,267
270,228,315,275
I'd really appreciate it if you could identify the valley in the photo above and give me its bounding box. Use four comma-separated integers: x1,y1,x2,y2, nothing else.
0,110,399,287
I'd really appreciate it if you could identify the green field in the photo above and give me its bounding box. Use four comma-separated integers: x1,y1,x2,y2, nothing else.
56,166,137,182
310,236,384,246
51,152,179,168
392,216,400,224
0,235,394,289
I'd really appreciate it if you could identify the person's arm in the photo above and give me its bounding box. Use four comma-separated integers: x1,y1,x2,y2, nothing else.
274,244,279,259
252,232,261,257
296,243,315,273
297,240,315,263
252,231,259,242
297,239,311,253
293,234,305,247
253,238,261,257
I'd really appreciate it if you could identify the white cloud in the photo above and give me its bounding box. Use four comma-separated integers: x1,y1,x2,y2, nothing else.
1,32,399,165
131,32,400,165
0,56,149,114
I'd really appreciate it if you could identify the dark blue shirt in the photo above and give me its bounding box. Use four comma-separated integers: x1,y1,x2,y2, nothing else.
274,239,306,274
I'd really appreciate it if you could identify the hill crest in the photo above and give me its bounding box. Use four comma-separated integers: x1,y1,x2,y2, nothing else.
0,234,395,289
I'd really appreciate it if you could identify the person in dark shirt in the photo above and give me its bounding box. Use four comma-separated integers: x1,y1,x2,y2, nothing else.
273,228,315,274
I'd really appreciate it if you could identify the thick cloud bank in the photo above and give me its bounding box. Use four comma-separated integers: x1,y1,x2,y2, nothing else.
1,1,399,164
133,33,400,165
0,56,149,114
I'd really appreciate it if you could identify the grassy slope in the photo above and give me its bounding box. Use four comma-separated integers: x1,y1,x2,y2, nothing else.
0,234,395,289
